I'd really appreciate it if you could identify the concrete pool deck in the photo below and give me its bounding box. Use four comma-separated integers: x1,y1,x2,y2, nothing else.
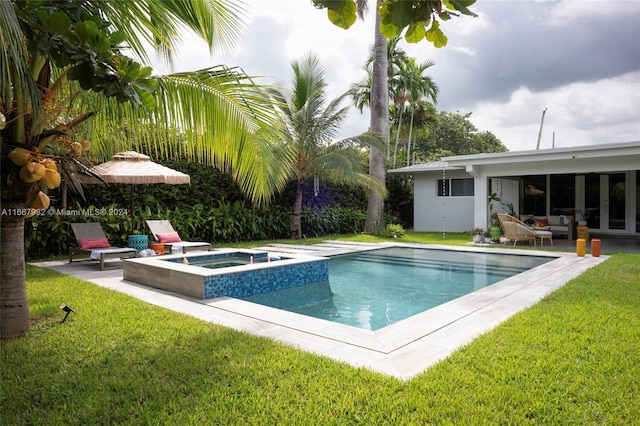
35,242,607,380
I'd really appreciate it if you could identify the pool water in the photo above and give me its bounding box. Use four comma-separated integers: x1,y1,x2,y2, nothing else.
241,247,552,330
189,256,273,269
166,251,282,270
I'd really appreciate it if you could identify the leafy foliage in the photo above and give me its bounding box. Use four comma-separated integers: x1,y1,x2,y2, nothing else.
23,202,385,259
413,111,507,162
378,223,405,238
313,0,477,47
385,173,413,228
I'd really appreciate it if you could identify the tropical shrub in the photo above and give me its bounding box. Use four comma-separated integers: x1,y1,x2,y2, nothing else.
23,202,290,260
300,206,367,237
379,223,405,238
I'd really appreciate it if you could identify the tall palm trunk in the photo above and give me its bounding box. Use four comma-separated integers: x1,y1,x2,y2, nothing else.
0,216,30,339
291,180,304,239
392,100,405,169
364,9,389,235
406,104,416,167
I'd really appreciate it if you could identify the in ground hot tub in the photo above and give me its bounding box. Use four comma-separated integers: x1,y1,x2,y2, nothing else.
123,248,328,299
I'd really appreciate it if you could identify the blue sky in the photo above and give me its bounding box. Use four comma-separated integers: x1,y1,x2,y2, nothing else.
152,0,640,152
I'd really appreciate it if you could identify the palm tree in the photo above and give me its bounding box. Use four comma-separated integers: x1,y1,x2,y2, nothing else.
350,35,407,159
273,54,386,239
405,101,438,165
1,0,285,339
390,57,438,168
365,36,408,80
316,0,476,234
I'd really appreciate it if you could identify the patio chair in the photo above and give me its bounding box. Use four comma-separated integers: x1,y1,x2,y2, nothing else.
146,220,211,253
69,222,137,270
497,214,540,246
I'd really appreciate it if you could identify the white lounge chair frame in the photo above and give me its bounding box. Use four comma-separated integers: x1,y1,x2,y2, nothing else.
146,220,211,253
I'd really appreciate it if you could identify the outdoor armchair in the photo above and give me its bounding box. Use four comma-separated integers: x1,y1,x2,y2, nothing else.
497,213,541,246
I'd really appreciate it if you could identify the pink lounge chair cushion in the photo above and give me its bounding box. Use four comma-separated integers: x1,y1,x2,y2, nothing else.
78,237,110,250
157,231,182,243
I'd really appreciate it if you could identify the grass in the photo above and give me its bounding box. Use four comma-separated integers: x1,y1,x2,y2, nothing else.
1,237,639,424
213,231,476,249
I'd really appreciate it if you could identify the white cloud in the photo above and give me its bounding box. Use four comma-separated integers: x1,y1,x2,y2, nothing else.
469,71,640,151
149,0,640,154
547,0,640,25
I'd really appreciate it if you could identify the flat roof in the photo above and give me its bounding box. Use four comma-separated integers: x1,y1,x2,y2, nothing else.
389,141,640,174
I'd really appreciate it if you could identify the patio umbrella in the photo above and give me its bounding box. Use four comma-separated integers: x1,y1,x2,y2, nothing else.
86,151,190,185
84,151,190,230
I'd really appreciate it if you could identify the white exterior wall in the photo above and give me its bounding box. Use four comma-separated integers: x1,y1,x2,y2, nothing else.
413,170,475,232
403,142,640,234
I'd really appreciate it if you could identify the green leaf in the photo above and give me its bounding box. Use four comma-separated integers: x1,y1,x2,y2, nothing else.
444,0,478,17
75,20,99,43
138,66,153,80
405,22,426,43
439,11,452,21
47,12,71,34
134,86,156,109
326,0,356,29
30,37,51,56
426,20,448,48
386,1,413,29
96,34,111,53
379,21,402,39
110,30,126,45
124,61,141,82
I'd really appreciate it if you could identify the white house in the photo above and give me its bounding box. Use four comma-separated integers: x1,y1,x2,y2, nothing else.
389,141,640,237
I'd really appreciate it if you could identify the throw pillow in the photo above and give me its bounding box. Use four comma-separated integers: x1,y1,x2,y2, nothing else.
157,231,182,243
78,237,110,250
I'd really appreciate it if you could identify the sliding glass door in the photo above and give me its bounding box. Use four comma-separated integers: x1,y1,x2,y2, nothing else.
584,173,627,231
608,173,626,230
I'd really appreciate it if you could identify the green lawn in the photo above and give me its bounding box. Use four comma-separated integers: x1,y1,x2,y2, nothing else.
2,236,639,424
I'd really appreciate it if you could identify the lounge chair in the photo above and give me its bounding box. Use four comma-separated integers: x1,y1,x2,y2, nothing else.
69,222,137,270
146,220,211,253
497,213,543,246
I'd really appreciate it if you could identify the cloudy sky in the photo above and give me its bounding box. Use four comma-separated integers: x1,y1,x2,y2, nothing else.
153,0,640,152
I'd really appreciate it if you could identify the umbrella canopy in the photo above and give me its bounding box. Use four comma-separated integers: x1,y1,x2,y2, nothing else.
86,151,190,185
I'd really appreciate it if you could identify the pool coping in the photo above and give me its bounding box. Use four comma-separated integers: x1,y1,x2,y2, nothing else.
35,243,607,380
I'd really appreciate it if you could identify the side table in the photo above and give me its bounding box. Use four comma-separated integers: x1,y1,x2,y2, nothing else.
576,226,589,241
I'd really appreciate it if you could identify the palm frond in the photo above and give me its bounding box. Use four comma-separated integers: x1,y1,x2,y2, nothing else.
94,0,247,65
0,2,41,131
71,66,290,204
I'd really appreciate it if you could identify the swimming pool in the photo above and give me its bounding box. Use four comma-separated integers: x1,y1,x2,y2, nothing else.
241,247,553,330
49,242,605,379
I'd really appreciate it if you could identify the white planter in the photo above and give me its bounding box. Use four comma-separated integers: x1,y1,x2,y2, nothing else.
473,235,482,243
